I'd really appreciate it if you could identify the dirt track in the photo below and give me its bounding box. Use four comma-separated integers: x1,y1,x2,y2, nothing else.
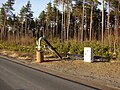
0,50,120,89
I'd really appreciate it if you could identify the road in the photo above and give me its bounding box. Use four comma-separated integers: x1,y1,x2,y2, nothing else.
0,58,98,90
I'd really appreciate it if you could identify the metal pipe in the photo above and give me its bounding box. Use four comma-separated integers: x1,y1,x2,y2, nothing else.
38,37,43,47
37,37,62,60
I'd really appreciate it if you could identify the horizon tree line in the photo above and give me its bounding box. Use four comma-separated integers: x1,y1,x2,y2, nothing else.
0,0,120,46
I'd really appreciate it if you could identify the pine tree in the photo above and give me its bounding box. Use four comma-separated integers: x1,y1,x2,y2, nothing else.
46,2,53,38
19,0,33,37
88,0,100,41
0,0,15,40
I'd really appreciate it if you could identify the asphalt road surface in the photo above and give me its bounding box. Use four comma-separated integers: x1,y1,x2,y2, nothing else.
0,58,98,90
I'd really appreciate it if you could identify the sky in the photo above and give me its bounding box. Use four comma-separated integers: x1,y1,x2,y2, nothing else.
0,0,102,18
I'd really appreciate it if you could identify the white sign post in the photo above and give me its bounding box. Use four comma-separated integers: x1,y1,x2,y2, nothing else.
84,47,93,63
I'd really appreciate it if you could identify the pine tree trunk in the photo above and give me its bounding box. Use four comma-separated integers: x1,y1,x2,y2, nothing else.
56,9,58,37
25,19,27,36
78,17,82,41
74,16,77,41
2,14,7,40
64,6,66,41
81,0,85,42
115,9,119,43
61,1,64,42
107,1,110,36
102,0,104,44
67,5,71,41
90,3,93,41
107,1,111,47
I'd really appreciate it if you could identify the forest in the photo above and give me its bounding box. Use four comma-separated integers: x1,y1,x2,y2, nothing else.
0,0,120,59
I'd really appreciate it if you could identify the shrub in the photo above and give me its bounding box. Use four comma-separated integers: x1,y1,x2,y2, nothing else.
52,41,70,53
0,39,117,59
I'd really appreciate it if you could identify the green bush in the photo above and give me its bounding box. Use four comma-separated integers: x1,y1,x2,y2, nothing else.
52,40,112,57
52,41,70,53
0,41,35,54
116,46,120,59
0,40,117,59
69,42,84,55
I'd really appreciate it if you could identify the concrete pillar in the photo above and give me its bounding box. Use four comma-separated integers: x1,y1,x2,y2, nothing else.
36,46,44,63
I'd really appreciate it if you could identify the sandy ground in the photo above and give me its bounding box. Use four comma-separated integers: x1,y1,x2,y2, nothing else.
0,50,120,89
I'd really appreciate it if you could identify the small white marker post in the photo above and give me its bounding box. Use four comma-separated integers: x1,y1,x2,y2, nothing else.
84,47,93,63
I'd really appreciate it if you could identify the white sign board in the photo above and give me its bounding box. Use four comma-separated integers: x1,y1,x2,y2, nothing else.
84,47,93,63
